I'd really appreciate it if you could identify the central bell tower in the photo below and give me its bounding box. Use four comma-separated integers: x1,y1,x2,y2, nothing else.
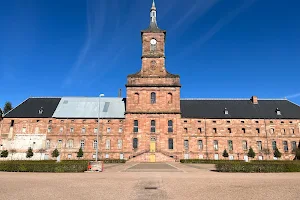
124,1,181,159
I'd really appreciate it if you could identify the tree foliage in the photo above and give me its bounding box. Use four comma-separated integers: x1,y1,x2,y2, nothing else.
294,141,300,160
222,149,229,158
26,147,34,158
4,102,13,114
0,108,3,117
51,148,60,158
274,147,282,158
1,150,9,158
248,147,256,158
77,147,83,158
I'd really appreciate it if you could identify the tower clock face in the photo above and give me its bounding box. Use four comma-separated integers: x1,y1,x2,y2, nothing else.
150,39,157,45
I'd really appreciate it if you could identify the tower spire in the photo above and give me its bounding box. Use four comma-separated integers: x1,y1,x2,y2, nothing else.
150,0,157,27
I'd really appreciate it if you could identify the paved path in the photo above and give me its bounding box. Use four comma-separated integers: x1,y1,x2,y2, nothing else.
1,163,300,200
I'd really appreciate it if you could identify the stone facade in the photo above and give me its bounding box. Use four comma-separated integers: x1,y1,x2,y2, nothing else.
1,2,300,161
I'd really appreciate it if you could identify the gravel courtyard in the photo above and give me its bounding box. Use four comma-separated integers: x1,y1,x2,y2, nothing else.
0,163,299,200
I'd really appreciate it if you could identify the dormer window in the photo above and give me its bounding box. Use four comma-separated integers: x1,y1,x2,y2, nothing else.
276,108,281,115
224,108,229,115
38,107,44,114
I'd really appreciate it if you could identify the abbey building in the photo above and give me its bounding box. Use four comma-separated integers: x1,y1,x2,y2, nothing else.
1,2,300,162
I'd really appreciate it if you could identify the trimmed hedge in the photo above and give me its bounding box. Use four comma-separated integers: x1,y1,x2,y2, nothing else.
0,159,126,172
180,159,244,164
216,162,300,173
0,160,89,172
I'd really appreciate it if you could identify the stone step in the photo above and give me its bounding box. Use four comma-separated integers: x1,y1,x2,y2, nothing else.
128,152,176,162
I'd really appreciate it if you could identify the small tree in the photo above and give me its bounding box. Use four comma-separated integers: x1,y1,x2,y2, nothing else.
248,147,256,159
51,148,60,158
77,147,84,159
0,108,3,117
1,150,9,158
274,147,282,159
3,102,13,114
222,149,229,159
26,147,34,158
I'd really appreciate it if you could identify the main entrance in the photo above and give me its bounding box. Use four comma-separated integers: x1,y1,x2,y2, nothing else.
150,137,156,162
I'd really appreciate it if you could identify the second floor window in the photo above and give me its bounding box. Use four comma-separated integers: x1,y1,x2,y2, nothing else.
184,140,189,150
67,140,73,148
133,120,138,132
46,140,50,149
242,140,248,150
257,141,262,151
272,141,277,150
80,140,85,149
213,140,218,150
228,140,233,151
168,120,173,133
133,138,138,149
105,140,110,150
81,128,86,134
151,120,156,133
198,140,203,150
93,140,98,149
291,141,297,151
283,141,288,152
118,139,122,149
151,92,156,104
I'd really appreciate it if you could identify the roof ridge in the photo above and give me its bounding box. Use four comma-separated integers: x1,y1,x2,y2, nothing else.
180,98,287,100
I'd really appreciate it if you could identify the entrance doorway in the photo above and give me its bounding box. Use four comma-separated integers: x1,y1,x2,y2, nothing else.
150,137,156,162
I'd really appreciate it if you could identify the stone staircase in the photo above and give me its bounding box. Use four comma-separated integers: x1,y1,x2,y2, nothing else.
128,152,176,162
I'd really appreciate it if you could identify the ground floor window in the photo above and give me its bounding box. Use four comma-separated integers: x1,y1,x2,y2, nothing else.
168,138,173,149
133,138,138,149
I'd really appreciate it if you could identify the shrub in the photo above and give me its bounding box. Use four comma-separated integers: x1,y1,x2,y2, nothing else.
294,141,300,160
0,160,89,172
26,147,34,158
216,161,300,173
248,147,256,158
1,150,9,158
180,159,243,164
52,149,60,158
222,149,229,158
77,148,83,158
274,147,282,159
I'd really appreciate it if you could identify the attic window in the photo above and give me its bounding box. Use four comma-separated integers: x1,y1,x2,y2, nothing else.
61,120,64,123
213,121,216,123
270,121,273,124
198,120,201,123
48,120,52,124
38,107,44,114
227,121,230,124
281,121,284,124
289,121,293,124
224,108,229,115
276,108,281,115
184,120,187,123
255,121,259,124
36,120,40,123
71,119,75,123
241,121,245,123
83,120,86,123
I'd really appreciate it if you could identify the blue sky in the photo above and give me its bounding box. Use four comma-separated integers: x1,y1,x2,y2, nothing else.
1,0,300,108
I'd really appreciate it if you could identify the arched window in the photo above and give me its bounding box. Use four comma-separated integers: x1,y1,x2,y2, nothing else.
150,39,157,51
151,92,156,104
134,93,139,104
167,93,173,104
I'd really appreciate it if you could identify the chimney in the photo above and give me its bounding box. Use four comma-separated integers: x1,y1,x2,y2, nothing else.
251,96,258,104
118,89,122,98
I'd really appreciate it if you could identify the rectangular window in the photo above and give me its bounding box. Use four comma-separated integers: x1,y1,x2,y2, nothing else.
22,127,26,133
105,139,110,150
291,128,295,134
151,120,156,133
256,128,260,134
213,128,217,133
184,128,188,134
81,128,86,134
270,128,274,134
281,129,285,134
60,127,63,133
228,140,233,151
291,141,297,151
48,127,52,133
46,140,50,149
257,141,262,151
119,127,123,133
58,139,62,148
242,128,246,133
10,120,15,127
133,138,138,149
107,127,111,133
70,127,74,133
94,128,98,134
198,128,202,134
184,140,189,150
198,140,203,150
228,128,232,133
213,140,218,151
168,120,173,133
272,141,277,150
93,140,98,149
105,154,109,159
283,141,288,152
242,140,248,150
133,120,138,132
67,140,73,148
168,138,173,150
118,139,122,149
80,140,85,149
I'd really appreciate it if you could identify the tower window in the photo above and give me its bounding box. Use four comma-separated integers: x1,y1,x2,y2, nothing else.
242,128,246,133
151,120,156,133
10,120,14,127
167,93,173,104
150,39,157,51
133,138,138,149
168,138,173,150
168,120,173,133
133,120,138,133
134,93,139,104
151,92,156,104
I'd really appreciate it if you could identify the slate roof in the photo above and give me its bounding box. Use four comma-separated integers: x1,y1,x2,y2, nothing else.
180,99,300,119
4,98,61,118
52,97,125,119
